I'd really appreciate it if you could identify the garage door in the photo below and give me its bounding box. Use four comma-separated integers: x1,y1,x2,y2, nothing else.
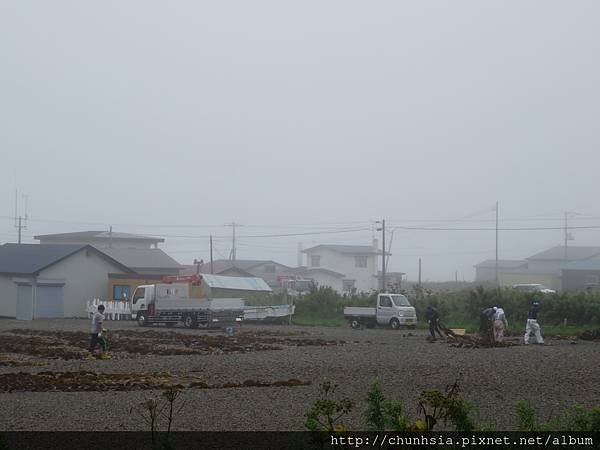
36,285,64,318
16,284,33,320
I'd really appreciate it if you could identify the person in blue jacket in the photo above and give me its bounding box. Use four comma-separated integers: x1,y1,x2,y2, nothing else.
524,299,544,345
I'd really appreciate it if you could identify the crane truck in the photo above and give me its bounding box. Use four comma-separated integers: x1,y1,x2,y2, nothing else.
130,275,244,329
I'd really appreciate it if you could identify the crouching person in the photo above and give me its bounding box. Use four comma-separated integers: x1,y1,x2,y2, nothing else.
89,304,105,355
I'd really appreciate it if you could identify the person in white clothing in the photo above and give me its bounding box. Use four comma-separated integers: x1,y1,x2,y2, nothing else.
524,300,544,345
89,305,105,353
493,306,508,343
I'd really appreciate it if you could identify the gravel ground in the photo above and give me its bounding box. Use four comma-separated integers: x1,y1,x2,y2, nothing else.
0,318,599,431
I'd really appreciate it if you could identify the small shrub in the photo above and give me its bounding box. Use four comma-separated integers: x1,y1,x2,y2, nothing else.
305,381,354,432
365,380,410,432
516,400,536,431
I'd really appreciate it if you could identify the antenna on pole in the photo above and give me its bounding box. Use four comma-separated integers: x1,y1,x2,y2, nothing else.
225,222,239,262
14,189,28,244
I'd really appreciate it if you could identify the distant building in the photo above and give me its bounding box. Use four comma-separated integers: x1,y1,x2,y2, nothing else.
35,230,182,276
35,230,163,249
185,259,292,289
474,246,600,291
302,242,384,293
474,260,528,283
561,257,600,292
0,244,132,319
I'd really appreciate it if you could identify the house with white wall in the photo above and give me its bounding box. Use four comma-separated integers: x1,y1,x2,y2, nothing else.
0,244,132,319
301,243,382,293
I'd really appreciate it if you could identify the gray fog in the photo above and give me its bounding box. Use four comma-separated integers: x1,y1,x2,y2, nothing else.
1,1,599,281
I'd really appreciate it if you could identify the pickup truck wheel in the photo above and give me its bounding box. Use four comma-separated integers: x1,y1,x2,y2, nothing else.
137,313,148,327
197,320,210,329
390,318,400,330
183,314,197,329
350,319,361,329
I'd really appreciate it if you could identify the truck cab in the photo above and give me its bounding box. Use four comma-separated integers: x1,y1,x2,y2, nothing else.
375,293,417,328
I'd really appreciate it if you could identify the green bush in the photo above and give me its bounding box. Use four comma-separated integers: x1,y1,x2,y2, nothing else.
517,400,600,431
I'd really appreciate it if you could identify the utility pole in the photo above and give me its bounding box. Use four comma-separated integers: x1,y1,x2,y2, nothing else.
226,222,237,262
564,212,568,263
495,201,499,287
297,242,303,267
210,235,214,274
376,219,386,291
17,217,23,244
109,225,113,248
418,258,422,291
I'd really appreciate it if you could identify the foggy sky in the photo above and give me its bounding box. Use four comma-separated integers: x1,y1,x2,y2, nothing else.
1,1,599,281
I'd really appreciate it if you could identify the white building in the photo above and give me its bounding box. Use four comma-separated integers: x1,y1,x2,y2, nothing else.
301,243,383,293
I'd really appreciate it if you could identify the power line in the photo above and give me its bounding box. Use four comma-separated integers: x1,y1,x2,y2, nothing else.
390,224,600,231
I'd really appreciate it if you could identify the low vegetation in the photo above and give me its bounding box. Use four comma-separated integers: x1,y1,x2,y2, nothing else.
305,379,600,432
272,286,600,333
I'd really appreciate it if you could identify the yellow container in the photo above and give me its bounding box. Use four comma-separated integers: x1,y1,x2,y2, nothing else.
450,329,466,336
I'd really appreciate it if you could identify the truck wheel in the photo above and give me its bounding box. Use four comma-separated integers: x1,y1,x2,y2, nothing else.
183,314,197,329
390,318,400,330
350,319,361,329
197,320,210,329
137,313,148,327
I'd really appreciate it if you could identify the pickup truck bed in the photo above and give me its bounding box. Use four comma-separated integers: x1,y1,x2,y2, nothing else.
343,307,376,317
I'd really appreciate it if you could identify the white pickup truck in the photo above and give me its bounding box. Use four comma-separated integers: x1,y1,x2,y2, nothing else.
130,282,244,329
343,293,417,330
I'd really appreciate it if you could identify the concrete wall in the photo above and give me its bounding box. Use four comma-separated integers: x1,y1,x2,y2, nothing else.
0,275,18,318
309,271,344,293
498,272,560,291
562,270,600,292
40,249,127,317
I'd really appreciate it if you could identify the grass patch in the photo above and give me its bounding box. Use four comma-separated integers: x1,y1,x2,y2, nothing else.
292,313,345,327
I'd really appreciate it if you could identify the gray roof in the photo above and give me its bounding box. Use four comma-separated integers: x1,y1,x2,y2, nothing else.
197,259,291,274
562,257,600,271
34,230,164,243
294,267,346,278
474,259,528,269
303,244,386,255
201,274,272,292
527,246,600,261
100,248,183,270
0,244,132,275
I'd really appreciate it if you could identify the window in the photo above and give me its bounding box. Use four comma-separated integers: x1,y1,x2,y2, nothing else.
113,284,131,301
132,287,145,304
380,296,392,307
264,265,276,273
311,255,321,267
342,279,355,292
354,256,368,268
391,294,410,307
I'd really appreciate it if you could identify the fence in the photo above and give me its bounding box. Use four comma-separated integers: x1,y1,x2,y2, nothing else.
86,298,132,320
